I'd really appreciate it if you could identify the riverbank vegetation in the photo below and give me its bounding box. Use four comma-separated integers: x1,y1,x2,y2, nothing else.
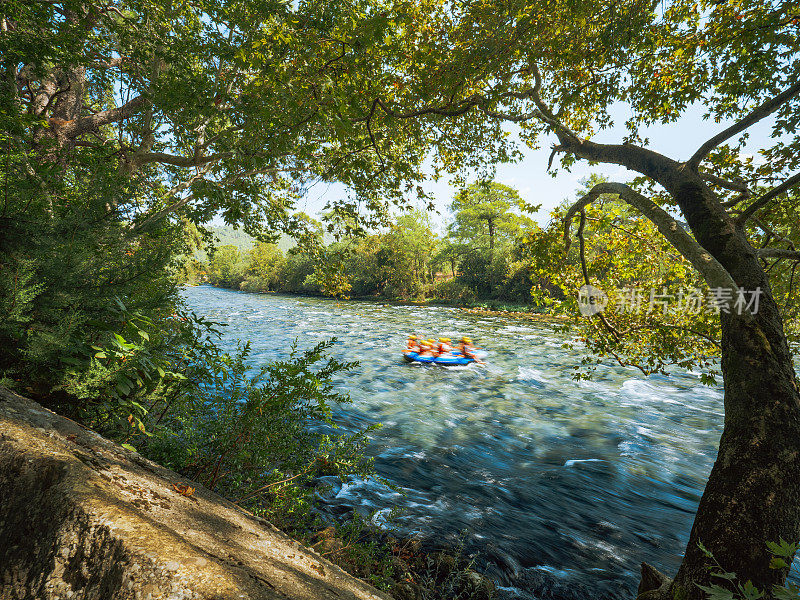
196,182,549,307
2,0,800,598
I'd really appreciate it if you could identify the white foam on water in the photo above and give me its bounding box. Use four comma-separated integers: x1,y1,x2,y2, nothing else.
529,565,574,578
335,482,356,499
564,458,605,467
370,508,394,528
517,366,548,384
618,440,637,457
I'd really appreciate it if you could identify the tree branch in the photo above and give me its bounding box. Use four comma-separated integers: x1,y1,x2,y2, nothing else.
686,80,800,171
59,94,149,138
575,208,621,340
700,171,751,195
564,182,738,292
130,164,279,235
756,248,800,261
124,150,233,170
752,216,796,251
736,172,800,224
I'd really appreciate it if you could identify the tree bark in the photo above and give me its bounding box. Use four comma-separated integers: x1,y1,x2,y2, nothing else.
655,179,800,599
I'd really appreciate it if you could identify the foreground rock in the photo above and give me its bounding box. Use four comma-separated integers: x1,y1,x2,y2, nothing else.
0,387,393,600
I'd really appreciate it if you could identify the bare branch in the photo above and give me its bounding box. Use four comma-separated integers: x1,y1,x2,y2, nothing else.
564,182,738,292
752,216,796,251
737,172,800,223
686,80,800,171
623,323,721,349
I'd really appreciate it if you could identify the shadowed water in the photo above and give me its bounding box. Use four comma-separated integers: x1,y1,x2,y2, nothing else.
181,285,788,599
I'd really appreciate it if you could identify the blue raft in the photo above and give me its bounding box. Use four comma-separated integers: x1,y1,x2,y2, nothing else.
402,351,483,366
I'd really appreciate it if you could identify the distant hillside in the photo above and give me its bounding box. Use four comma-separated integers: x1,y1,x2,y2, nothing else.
196,226,295,261
208,225,257,251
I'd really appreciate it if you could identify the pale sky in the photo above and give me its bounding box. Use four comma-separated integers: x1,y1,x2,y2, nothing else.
256,102,774,235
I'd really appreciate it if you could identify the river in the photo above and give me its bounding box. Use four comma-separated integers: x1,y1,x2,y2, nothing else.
181,285,745,599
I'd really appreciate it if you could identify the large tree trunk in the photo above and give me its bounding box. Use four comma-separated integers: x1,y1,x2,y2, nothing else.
667,307,800,599
641,179,800,599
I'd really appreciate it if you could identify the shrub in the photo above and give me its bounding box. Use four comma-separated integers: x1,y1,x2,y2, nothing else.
144,338,380,525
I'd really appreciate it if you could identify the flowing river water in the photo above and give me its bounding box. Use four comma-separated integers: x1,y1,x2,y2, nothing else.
181,285,763,599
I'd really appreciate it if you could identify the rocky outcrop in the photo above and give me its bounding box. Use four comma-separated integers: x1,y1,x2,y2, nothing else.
0,387,392,600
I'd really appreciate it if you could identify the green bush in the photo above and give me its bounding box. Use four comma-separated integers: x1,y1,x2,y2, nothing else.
433,279,476,303
0,145,187,408
144,338,381,525
206,245,248,289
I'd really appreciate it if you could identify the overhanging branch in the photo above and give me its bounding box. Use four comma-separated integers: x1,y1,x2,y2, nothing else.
564,182,738,292
736,172,800,224
124,150,233,171
700,171,751,195
686,80,800,171
130,164,281,235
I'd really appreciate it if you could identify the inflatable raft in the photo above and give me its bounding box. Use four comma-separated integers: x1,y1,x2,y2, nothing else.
403,350,486,366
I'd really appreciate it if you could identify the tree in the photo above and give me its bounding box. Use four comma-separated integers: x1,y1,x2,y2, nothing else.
1,0,467,414
1,0,445,245
447,181,536,293
431,239,464,279
6,0,800,594
378,210,437,298
524,175,721,382
310,210,436,299
341,1,800,596
244,242,285,292
206,245,246,289
449,181,535,254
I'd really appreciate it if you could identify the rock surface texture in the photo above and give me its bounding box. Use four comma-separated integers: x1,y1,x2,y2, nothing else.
0,387,392,600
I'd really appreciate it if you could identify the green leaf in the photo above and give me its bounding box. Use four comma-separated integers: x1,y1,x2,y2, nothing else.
767,539,799,559
121,443,137,452
694,583,735,600
770,557,789,570
138,330,150,341
94,352,107,359
137,420,153,436
741,580,765,600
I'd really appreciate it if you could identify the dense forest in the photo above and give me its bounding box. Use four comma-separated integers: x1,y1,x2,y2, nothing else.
2,0,800,598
